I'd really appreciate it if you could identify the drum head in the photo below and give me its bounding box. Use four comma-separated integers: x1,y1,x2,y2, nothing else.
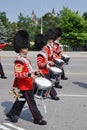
50,67,62,74
62,54,70,59
35,77,52,89
54,58,64,63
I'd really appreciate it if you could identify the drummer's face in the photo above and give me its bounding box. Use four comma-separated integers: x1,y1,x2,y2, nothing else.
43,45,47,50
47,39,54,46
56,36,61,41
20,48,28,55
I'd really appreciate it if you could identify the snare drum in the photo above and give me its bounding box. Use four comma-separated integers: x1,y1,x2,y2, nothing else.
61,54,70,65
50,67,62,83
54,58,64,68
34,77,52,99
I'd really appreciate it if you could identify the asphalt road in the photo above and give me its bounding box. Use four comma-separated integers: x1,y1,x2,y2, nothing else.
0,51,87,130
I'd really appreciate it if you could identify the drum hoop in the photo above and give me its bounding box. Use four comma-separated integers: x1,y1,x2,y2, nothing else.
54,58,64,62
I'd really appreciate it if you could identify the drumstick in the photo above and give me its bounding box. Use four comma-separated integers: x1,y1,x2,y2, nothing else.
53,62,58,67
39,72,45,78
49,62,58,67
35,69,45,78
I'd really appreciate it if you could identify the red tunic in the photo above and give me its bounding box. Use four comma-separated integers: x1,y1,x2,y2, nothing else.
44,44,53,62
53,41,62,59
37,50,49,75
13,54,34,91
0,43,7,49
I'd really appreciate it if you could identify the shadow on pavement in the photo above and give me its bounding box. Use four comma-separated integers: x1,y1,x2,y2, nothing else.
72,81,87,89
1,101,33,122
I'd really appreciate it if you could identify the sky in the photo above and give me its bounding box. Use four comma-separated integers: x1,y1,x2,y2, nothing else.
0,0,87,22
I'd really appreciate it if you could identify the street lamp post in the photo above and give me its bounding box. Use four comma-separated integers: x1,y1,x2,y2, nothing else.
41,16,43,34
40,0,43,34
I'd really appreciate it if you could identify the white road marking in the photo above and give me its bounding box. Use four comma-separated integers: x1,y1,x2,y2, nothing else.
3,123,26,130
66,72,87,75
0,125,11,130
58,94,87,98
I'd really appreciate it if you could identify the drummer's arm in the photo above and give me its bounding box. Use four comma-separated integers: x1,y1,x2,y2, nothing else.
53,44,61,55
58,45,63,55
0,42,12,49
37,55,47,68
30,72,35,79
0,43,7,49
48,61,55,67
37,62,47,69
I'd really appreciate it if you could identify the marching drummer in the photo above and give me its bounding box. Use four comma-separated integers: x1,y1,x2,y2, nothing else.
6,30,47,125
34,33,59,100
53,27,70,65
53,27,68,80
44,29,63,88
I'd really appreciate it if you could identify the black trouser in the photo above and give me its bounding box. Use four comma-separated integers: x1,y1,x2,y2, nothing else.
61,68,66,79
44,73,57,98
0,62,4,76
56,63,66,79
8,90,43,121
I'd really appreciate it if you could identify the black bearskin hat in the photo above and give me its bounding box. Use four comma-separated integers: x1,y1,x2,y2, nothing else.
45,29,55,41
13,30,30,53
54,27,62,39
34,34,47,51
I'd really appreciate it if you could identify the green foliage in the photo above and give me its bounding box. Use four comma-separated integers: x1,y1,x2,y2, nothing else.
42,13,59,33
58,7,87,49
17,13,38,41
3,44,14,51
0,19,7,43
0,12,9,27
30,42,37,51
83,11,87,20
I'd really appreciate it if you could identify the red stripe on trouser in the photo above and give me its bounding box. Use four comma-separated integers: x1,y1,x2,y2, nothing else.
24,91,42,120
50,87,57,97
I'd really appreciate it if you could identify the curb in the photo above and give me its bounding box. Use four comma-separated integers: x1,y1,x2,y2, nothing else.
0,51,87,58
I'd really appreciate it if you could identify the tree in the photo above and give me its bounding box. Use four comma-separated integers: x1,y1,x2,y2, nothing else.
17,13,38,41
0,12,12,42
58,7,87,50
83,11,87,20
41,13,59,33
0,12,9,27
0,19,7,43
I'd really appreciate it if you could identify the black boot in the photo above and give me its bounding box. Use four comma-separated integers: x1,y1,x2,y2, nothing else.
34,119,47,125
51,95,60,100
0,63,7,79
55,82,63,89
6,113,18,123
61,68,68,80
1,75,7,79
